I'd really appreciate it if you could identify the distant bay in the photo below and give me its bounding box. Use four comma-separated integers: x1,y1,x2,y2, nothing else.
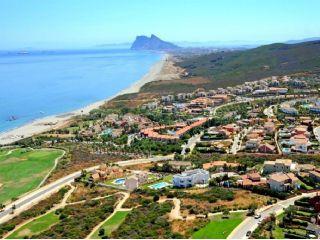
0,49,162,133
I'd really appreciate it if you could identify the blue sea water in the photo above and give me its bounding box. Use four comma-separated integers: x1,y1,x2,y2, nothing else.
0,49,162,133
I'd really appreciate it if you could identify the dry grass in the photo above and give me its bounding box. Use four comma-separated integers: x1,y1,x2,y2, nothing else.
181,190,270,215
68,183,118,203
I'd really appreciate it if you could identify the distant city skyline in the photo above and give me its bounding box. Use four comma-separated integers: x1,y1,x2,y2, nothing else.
1,0,320,49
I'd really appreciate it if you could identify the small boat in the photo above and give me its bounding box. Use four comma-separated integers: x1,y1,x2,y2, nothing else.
39,111,45,114
18,51,29,55
7,116,18,121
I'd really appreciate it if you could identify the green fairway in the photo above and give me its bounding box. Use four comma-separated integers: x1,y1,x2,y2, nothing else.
0,148,64,204
192,212,246,239
91,210,130,239
7,211,60,239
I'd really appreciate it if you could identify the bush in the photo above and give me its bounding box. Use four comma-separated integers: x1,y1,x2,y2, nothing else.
153,195,160,202
98,228,105,236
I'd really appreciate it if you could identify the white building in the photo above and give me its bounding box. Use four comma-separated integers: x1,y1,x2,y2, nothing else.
173,169,210,188
263,159,296,174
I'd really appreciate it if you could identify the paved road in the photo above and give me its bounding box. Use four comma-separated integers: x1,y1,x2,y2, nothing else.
228,192,318,239
230,127,251,154
0,154,174,224
181,132,203,155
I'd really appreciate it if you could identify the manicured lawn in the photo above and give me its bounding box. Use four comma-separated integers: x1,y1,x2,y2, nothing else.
192,212,246,239
7,211,60,239
0,148,64,204
91,210,130,239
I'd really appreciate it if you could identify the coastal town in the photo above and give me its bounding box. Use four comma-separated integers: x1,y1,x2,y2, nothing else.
2,66,320,239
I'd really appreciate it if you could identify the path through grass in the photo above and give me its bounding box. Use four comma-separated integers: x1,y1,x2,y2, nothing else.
91,211,130,239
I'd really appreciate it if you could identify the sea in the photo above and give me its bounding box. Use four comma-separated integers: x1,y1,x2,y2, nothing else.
0,48,162,133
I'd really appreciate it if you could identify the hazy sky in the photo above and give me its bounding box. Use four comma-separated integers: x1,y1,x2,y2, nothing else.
1,0,320,49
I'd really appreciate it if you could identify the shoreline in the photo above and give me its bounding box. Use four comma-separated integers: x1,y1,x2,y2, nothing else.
0,53,170,146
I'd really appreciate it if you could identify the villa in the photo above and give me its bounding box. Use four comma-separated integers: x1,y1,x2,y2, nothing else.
173,169,210,188
263,159,296,174
258,143,276,153
268,172,299,192
238,172,266,188
125,172,148,191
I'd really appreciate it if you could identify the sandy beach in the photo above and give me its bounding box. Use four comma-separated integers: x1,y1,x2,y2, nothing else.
0,53,176,145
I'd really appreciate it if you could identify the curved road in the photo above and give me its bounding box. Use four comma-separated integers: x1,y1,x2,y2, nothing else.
228,192,318,239
0,154,174,224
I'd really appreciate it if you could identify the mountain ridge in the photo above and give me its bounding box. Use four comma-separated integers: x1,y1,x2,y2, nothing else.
131,34,180,50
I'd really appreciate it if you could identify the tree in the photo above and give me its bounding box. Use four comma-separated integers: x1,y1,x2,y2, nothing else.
99,228,105,236
223,209,230,218
153,194,160,202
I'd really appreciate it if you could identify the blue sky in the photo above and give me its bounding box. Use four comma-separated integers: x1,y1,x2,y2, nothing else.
1,0,320,49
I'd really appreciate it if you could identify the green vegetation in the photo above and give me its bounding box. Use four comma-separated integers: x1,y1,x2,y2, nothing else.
112,202,178,239
192,212,246,239
91,211,130,239
179,41,320,89
0,186,69,238
7,211,60,239
0,148,64,204
34,196,116,239
128,138,182,155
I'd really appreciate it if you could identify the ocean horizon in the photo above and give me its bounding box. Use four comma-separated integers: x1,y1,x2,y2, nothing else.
0,48,162,133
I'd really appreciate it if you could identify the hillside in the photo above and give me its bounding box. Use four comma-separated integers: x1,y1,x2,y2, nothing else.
131,34,179,50
177,40,320,89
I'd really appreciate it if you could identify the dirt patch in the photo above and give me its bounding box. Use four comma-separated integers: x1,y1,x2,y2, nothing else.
16,228,32,238
180,190,270,215
68,183,118,203
171,219,207,238
123,162,154,171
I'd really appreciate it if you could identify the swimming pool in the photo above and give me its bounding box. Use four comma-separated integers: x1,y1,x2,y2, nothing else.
149,182,171,190
113,178,125,185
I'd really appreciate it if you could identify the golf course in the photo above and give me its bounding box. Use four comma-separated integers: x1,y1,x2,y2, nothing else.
0,148,64,204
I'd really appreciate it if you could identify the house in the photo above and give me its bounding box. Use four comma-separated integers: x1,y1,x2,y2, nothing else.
309,169,320,183
167,161,192,170
263,159,296,174
246,139,261,150
258,143,276,153
177,93,187,100
264,121,276,135
90,173,100,182
280,105,298,115
238,172,266,188
161,95,174,102
173,169,210,188
268,173,299,192
203,161,239,171
95,164,124,180
296,164,315,172
290,134,310,153
125,172,148,191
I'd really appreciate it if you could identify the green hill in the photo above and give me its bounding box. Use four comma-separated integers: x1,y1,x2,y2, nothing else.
178,40,320,88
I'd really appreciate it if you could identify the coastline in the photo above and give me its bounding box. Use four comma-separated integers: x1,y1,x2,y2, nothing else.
0,53,170,146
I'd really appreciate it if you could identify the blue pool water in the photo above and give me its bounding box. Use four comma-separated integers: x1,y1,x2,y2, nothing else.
0,49,162,133
113,178,125,185
149,182,171,190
